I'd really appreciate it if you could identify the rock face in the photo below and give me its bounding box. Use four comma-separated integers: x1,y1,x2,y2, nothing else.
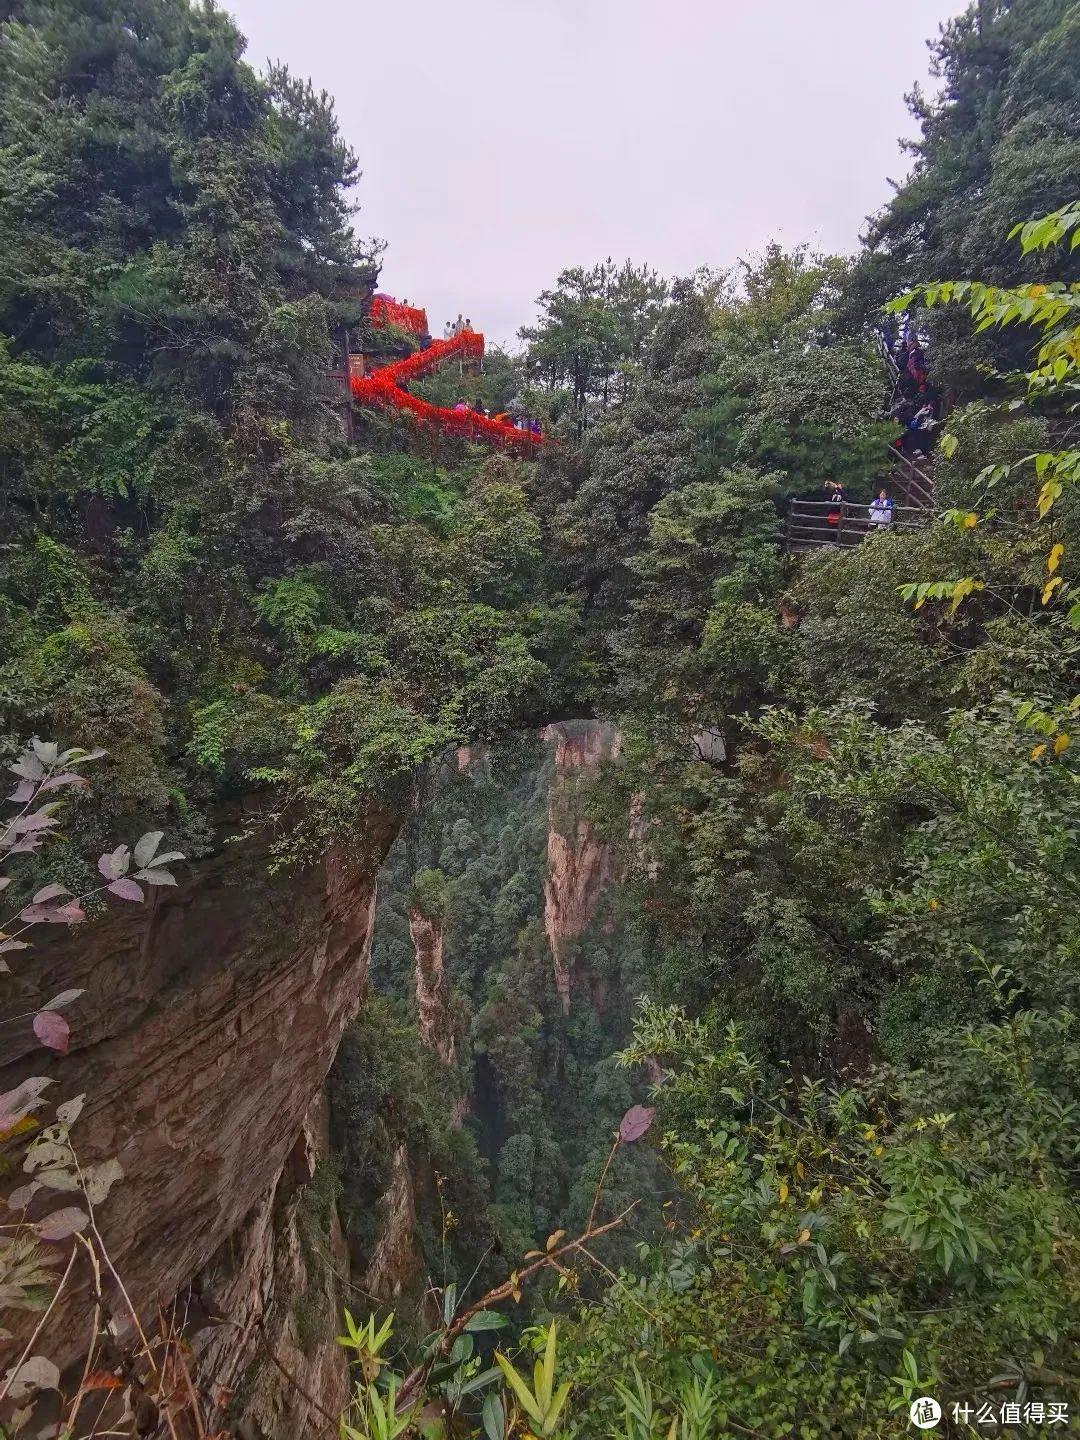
453,743,490,780
409,908,467,1126
409,909,455,1068
0,809,397,1436
189,1092,351,1437
359,1141,421,1304
540,721,621,1011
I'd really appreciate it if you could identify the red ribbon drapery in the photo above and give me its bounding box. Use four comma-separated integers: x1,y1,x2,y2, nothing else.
370,295,429,336
375,331,485,386
350,329,545,454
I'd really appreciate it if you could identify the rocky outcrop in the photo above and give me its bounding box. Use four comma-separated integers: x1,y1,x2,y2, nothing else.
359,1142,421,1304
0,806,397,1435
189,1092,350,1438
409,910,455,1068
408,908,466,1126
541,721,621,1011
453,744,490,780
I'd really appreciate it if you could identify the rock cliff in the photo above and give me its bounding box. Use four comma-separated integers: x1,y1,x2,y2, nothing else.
1,808,397,1437
540,721,621,1011
409,909,467,1126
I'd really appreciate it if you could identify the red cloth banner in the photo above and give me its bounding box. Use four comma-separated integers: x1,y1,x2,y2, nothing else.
350,327,544,453
376,331,485,387
370,295,429,336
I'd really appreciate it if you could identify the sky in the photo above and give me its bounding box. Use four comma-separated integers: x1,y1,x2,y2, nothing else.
223,0,961,350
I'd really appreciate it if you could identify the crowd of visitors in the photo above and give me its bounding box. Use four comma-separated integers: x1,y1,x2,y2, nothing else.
810,322,942,539
882,319,942,460
450,399,542,436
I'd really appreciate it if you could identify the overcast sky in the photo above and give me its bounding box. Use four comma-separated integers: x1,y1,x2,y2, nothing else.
224,0,961,349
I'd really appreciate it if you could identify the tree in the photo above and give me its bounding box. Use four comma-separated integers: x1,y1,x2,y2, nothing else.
700,246,894,495
558,278,718,620
850,0,1080,387
519,259,668,425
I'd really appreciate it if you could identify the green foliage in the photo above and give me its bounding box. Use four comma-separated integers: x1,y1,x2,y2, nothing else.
558,279,718,618
701,245,895,495
253,571,329,643
408,868,448,921
555,983,1079,1437
520,259,669,424
4,3,1080,1436
0,0,569,872
852,0,1080,388
615,467,787,719
889,200,1080,636
494,1322,571,1436
544,182,1080,1440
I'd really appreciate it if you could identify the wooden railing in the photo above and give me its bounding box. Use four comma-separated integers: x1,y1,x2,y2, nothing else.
784,500,928,553
890,450,935,509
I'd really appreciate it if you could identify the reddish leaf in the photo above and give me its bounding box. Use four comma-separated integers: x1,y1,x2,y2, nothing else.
83,1370,123,1392
39,772,90,793
618,1105,656,1143
18,901,83,924
8,780,36,803
7,1181,41,1209
19,904,63,923
36,1206,89,1242
33,1011,70,1054
107,877,144,902
37,1206,88,1242
32,884,71,904
11,811,59,835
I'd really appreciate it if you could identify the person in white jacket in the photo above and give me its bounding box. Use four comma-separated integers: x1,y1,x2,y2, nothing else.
868,490,895,527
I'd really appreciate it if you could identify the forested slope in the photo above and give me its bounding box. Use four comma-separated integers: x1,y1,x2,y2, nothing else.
1,1,1079,1438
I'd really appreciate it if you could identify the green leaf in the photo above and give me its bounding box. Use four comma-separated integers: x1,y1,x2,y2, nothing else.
540,1322,557,1408
545,1380,573,1433
494,1352,543,1427
458,1366,502,1397
464,1310,509,1333
482,1391,505,1440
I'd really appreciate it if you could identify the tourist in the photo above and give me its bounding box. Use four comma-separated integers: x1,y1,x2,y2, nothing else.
868,489,895,527
907,342,928,386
